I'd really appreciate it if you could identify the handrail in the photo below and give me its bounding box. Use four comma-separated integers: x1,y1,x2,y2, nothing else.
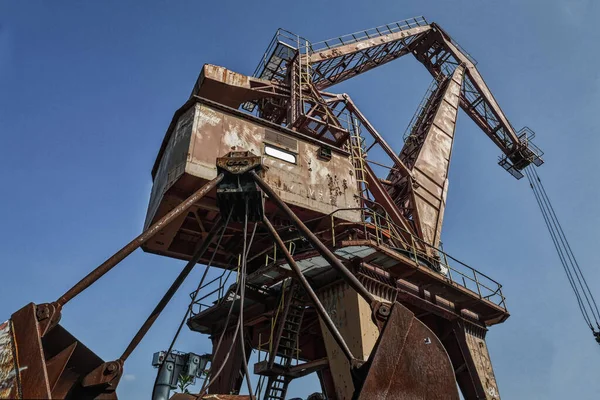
189,267,236,315
309,16,428,53
325,205,506,310
187,206,506,315
403,74,445,141
438,27,478,66
250,17,429,81
251,29,310,79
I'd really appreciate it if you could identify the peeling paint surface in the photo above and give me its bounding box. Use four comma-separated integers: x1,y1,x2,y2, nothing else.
316,282,385,400
0,320,18,399
412,66,464,248
464,327,500,399
186,103,361,222
147,101,361,227
145,106,195,229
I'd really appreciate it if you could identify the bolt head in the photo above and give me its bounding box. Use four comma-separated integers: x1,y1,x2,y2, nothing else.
378,304,391,317
36,306,50,320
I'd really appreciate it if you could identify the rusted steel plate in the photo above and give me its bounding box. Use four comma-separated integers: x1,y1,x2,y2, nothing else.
410,66,464,250
144,98,362,265
0,320,19,399
355,301,458,400
11,303,51,399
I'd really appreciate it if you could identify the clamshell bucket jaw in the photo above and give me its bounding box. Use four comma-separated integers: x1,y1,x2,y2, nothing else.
353,301,459,400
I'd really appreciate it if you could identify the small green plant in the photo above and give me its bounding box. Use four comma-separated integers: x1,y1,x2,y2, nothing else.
177,374,194,394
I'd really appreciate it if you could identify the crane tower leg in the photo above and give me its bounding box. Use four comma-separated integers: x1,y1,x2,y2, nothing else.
397,65,465,250
208,329,252,395
316,282,384,400
441,321,501,400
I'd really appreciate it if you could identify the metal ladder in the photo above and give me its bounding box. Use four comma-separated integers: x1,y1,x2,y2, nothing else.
262,283,305,400
289,51,344,140
288,44,311,126
348,119,369,201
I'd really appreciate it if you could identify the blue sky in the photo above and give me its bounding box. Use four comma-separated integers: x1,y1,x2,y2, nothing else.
1,0,599,398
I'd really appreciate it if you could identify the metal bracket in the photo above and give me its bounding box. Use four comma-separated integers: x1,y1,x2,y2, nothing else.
216,151,262,175
81,360,123,392
371,301,392,331
35,302,62,337
216,151,264,222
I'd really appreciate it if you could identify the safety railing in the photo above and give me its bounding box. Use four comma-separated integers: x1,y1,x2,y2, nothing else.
309,16,428,53
250,16,429,81
327,206,507,310
498,126,545,178
441,28,478,67
516,127,544,166
403,74,445,141
251,29,310,80
189,267,237,316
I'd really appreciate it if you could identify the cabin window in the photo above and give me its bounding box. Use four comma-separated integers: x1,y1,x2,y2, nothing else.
264,144,297,164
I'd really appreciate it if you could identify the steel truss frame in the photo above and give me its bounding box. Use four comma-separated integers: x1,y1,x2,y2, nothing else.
218,17,545,254
7,151,497,399
5,17,534,400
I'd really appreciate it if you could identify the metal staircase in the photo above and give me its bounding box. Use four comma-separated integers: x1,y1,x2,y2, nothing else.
258,281,306,400
289,54,346,143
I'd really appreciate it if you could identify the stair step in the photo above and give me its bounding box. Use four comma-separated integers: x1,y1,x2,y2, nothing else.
281,334,297,341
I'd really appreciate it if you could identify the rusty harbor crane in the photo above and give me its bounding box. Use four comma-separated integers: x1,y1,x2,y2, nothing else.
1,16,554,400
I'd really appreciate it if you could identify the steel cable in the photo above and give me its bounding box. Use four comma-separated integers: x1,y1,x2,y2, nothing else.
238,199,256,397
530,169,597,326
527,167,599,326
525,166,600,334
151,209,233,399
530,167,600,325
199,210,258,397
524,167,592,328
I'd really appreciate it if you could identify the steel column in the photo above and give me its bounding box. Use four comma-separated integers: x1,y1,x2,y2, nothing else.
120,219,223,361
58,174,224,306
